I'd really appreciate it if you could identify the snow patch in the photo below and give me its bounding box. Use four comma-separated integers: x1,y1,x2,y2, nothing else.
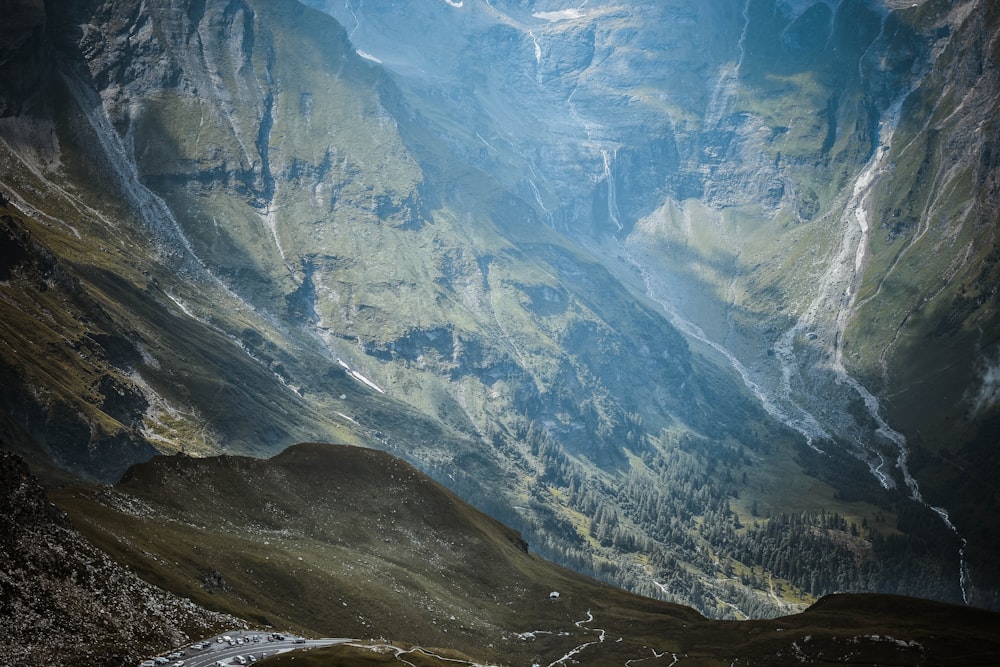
527,30,542,64
337,358,385,393
533,9,586,22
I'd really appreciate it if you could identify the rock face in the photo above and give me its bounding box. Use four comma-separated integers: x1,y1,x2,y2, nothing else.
0,0,997,619
0,451,239,666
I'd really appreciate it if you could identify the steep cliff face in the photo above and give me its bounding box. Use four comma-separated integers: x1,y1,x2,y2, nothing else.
1,0,997,618
49,0,739,478
0,0,481,491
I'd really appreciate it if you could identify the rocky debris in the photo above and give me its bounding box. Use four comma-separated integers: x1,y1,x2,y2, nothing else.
0,450,242,667
199,568,231,593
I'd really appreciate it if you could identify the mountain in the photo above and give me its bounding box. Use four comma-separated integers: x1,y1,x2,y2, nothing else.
0,0,998,622
52,442,699,657
308,0,1000,605
51,442,1000,666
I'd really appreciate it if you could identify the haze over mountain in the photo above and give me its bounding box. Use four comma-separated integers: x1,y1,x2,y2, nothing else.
0,0,998,629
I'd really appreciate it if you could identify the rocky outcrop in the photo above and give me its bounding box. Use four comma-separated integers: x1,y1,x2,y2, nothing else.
0,451,240,666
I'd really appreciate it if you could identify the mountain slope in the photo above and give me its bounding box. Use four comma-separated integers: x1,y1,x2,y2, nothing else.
311,0,1000,607
52,442,702,660
0,0,806,618
52,443,1000,666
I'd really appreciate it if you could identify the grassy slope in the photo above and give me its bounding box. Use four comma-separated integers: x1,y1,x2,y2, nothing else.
52,443,1000,666
52,443,702,664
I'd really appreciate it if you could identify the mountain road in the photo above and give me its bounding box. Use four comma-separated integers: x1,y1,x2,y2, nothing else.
140,630,352,667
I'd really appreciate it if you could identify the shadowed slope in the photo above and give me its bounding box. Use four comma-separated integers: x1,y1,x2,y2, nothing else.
53,443,1000,666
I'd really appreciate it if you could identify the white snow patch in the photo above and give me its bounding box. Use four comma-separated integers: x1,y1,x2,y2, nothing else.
533,9,586,22
356,49,383,64
165,292,198,320
337,358,385,393
528,29,542,64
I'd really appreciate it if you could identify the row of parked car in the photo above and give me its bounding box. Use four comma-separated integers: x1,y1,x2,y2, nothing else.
215,655,257,666
138,646,192,667
139,632,297,667
137,654,184,667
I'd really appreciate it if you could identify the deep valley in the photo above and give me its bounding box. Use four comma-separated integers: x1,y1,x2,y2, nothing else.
1,0,999,663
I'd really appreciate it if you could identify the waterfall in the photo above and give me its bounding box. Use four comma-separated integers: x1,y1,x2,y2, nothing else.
705,0,751,129
601,148,622,233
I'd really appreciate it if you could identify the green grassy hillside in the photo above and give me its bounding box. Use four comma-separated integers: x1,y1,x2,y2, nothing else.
52,443,702,663
52,443,1000,666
